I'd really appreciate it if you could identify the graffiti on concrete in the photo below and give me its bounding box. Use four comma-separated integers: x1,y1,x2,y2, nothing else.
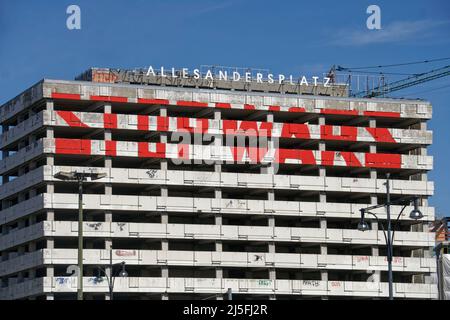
302,280,320,287
87,222,102,230
330,281,341,288
254,254,264,262
88,277,104,285
225,199,246,209
146,169,157,178
116,250,136,257
258,280,271,286
55,277,69,285
356,256,369,263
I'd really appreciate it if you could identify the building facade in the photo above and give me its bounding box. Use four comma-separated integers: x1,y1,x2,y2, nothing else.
0,69,437,299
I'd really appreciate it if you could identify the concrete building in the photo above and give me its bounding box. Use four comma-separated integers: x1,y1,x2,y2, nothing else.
0,68,437,299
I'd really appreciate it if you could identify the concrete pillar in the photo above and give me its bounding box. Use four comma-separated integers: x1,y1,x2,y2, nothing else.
105,212,112,223
268,211,276,285
319,192,326,203
1,199,10,211
1,150,8,184
46,264,54,277
159,104,169,264
160,106,168,171
46,101,54,112
161,210,169,267
370,195,378,231
213,110,222,173
262,111,276,259
161,263,169,299
419,120,428,181
28,244,37,278
104,235,112,301
46,155,54,167
268,215,275,250
161,266,169,278
28,268,36,279
161,212,168,225
320,217,328,286
161,186,168,198
318,116,327,177
46,210,55,277
215,187,223,287
319,217,328,283
46,127,54,139
269,268,276,280
104,174,112,195
28,132,36,144
369,176,381,281
320,219,327,255
28,241,36,252
104,104,113,198
46,182,54,194
1,124,9,184
18,219,25,229
46,210,54,222
1,250,7,262
17,245,25,256
18,166,26,178
411,120,429,279
369,119,377,180
29,188,37,199
29,160,37,171
319,159,327,283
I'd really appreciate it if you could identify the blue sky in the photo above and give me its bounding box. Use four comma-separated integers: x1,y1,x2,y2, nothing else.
0,0,449,216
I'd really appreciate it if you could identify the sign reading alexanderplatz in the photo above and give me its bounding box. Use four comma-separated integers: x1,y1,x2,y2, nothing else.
78,66,334,88
144,66,333,87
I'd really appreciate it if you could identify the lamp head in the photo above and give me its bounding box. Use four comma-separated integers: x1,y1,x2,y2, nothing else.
119,262,128,278
357,219,370,232
409,197,423,220
357,208,370,231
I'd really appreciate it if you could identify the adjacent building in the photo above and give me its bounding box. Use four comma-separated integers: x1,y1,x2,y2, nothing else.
0,68,437,299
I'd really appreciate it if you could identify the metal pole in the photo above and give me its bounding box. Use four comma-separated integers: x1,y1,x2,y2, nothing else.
385,173,394,300
77,178,84,301
227,288,232,300
435,246,442,300
435,243,445,300
110,248,114,300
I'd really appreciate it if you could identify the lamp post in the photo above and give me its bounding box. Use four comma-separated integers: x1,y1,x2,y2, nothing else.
357,173,423,300
95,249,128,300
54,171,106,300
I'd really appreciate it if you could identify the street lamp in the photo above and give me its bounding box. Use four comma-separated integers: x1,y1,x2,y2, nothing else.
53,170,106,300
95,249,128,300
357,173,423,300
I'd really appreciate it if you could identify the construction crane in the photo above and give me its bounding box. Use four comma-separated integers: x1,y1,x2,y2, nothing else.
332,58,450,98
